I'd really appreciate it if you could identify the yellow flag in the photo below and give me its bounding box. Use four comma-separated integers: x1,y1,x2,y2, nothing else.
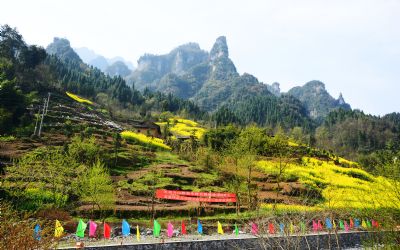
55,220,64,237
136,225,140,241
361,220,367,228
333,220,337,229
217,221,224,235
289,223,294,234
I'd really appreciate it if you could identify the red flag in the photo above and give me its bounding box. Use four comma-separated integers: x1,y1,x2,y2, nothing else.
372,220,379,228
181,221,187,235
349,219,354,229
268,223,275,234
104,222,111,239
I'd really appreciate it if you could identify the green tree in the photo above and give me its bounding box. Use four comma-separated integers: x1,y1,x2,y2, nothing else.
78,160,115,217
6,147,82,208
67,136,100,166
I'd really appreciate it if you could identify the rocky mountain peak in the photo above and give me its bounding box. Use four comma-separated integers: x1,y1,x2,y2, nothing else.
337,93,346,105
304,80,325,93
210,36,229,61
267,82,281,96
46,37,81,62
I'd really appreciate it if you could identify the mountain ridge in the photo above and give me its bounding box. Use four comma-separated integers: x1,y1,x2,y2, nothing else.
127,36,350,118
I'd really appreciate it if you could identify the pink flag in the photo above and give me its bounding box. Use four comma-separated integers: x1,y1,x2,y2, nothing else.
344,221,349,232
312,220,318,232
317,220,323,231
89,221,97,237
251,222,258,235
167,222,174,238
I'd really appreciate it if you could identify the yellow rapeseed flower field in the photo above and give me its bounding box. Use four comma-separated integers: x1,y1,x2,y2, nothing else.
257,157,399,210
157,118,206,139
66,91,93,105
120,131,171,150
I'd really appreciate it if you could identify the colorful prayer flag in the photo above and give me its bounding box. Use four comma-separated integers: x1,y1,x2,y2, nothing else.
350,218,354,228
104,222,111,239
300,222,306,234
34,224,41,241
197,219,203,234
89,221,97,237
372,220,379,228
333,220,337,229
234,223,239,236
289,222,294,234
55,220,64,238
354,219,360,228
167,222,174,237
76,219,87,238
268,223,275,234
279,223,285,234
312,220,318,232
325,218,333,230
344,221,350,232
217,221,224,235
153,220,161,237
122,219,130,236
251,222,258,235
361,219,367,229
136,225,140,242
339,220,344,230
366,219,372,228
181,220,187,235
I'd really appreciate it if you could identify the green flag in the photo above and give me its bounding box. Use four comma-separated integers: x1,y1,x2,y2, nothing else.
153,220,161,237
366,219,372,228
339,220,345,230
76,219,87,238
300,222,306,234
234,223,239,236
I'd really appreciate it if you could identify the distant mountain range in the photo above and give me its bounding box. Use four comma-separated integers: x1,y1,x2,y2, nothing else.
46,36,351,120
73,46,134,77
125,36,350,118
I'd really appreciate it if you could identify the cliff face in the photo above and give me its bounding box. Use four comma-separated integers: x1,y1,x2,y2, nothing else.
288,80,351,119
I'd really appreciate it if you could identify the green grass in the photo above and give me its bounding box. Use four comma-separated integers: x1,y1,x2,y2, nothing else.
0,135,16,142
154,151,190,165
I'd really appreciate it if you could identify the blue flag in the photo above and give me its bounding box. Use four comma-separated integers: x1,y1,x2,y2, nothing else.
325,218,333,229
34,224,41,241
122,219,130,236
197,219,203,234
280,223,285,234
354,219,360,228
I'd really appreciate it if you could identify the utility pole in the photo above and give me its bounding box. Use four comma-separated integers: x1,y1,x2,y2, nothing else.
33,105,41,136
45,92,51,114
38,92,51,137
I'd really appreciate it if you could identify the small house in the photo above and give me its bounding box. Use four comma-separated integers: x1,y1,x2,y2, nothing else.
130,121,161,138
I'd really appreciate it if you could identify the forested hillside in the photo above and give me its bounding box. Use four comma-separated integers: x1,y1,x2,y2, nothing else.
0,25,206,136
2,24,400,162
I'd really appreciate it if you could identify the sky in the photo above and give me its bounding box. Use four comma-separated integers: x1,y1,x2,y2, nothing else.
1,0,399,115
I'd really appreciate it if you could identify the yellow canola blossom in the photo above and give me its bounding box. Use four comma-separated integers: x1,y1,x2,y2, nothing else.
156,118,206,139
257,157,399,209
121,131,171,150
66,91,93,105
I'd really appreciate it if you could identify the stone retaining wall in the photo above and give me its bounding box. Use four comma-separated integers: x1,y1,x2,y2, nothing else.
62,231,386,250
